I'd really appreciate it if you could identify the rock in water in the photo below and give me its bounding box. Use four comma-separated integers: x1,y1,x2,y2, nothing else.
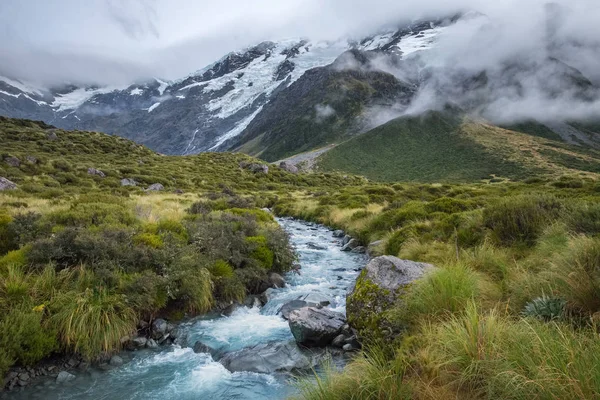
269,272,286,288
333,230,344,238
346,256,433,337
220,342,315,373
341,239,359,252
279,300,313,320
0,177,17,191
288,307,345,347
56,371,75,383
109,355,124,366
151,318,168,339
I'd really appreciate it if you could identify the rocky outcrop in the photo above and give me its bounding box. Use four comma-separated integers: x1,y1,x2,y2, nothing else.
0,177,17,191
87,167,106,178
4,156,20,167
220,341,317,373
278,161,298,174
288,307,345,347
346,256,433,338
146,183,164,191
333,229,345,238
120,178,138,187
239,161,269,174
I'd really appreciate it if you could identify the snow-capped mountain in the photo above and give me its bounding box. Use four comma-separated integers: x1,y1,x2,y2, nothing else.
0,18,452,155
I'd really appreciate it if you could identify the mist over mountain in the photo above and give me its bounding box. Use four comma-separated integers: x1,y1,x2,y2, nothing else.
1,0,600,157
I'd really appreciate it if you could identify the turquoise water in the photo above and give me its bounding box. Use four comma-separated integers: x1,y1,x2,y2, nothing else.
7,218,366,400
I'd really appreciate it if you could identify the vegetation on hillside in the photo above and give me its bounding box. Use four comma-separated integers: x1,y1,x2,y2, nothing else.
317,111,600,182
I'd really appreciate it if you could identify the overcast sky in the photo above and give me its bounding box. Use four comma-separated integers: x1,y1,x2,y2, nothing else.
1,0,599,86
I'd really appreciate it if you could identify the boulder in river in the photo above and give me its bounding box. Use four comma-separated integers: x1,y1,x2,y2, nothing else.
333,230,345,238
288,307,345,347
269,272,286,288
279,300,316,320
307,242,327,250
346,256,433,338
151,318,168,339
341,239,360,252
56,371,75,383
220,341,317,373
193,341,218,357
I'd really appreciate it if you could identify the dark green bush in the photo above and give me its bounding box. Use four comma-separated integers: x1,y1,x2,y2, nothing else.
483,195,562,246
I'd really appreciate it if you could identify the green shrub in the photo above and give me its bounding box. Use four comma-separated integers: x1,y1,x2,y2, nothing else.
246,236,274,269
214,276,246,303
385,227,416,256
425,197,475,214
49,288,137,359
483,195,562,246
120,271,168,317
567,202,600,236
209,260,234,278
134,233,164,249
0,308,57,378
49,202,136,227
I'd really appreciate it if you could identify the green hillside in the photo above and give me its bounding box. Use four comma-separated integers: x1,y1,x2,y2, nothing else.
317,111,600,182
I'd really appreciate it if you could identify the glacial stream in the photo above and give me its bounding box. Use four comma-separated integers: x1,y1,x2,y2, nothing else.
7,218,367,400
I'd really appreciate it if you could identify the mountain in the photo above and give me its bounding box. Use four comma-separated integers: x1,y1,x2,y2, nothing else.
0,18,451,155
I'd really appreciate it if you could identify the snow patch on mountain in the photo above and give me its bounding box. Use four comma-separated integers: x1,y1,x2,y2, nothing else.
147,102,161,112
52,87,118,111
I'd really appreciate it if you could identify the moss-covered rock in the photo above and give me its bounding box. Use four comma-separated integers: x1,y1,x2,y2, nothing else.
346,256,433,339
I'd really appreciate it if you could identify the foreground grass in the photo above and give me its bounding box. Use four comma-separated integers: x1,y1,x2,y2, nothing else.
277,180,600,399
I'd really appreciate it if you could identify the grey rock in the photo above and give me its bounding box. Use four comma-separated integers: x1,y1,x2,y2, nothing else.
17,372,29,382
279,161,298,174
146,339,158,349
109,355,124,366
243,295,263,308
333,230,345,238
279,300,314,320
146,183,164,191
131,336,148,348
26,155,38,164
351,246,366,254
342,235,352,246
347,256,433,335
362,256,433,292
331,334,346,348
192,341,217,356
343,343,359,352
47,132,58,141
260,287,277,304
220,341,316,373
240,162,269,174
341,239,359,252
0,177,17,191
269,272,286,288
56,371,75,383
307,242,327,250
288,307,346,347
4,156,20,167
299,293,332,306
221,303,239,316
120,178,138,187
87,167,105,178
151,318,168,339
138,320,149,330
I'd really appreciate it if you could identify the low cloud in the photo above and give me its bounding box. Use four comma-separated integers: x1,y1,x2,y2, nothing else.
315,104,336,122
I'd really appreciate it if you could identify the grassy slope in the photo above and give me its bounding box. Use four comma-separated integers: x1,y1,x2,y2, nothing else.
317,111,600,182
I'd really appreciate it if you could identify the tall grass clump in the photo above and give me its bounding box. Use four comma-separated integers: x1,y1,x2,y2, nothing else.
483,195,562,247
551,236,600,315
421,303,600,399
295,346,412,400
49,288,137,359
